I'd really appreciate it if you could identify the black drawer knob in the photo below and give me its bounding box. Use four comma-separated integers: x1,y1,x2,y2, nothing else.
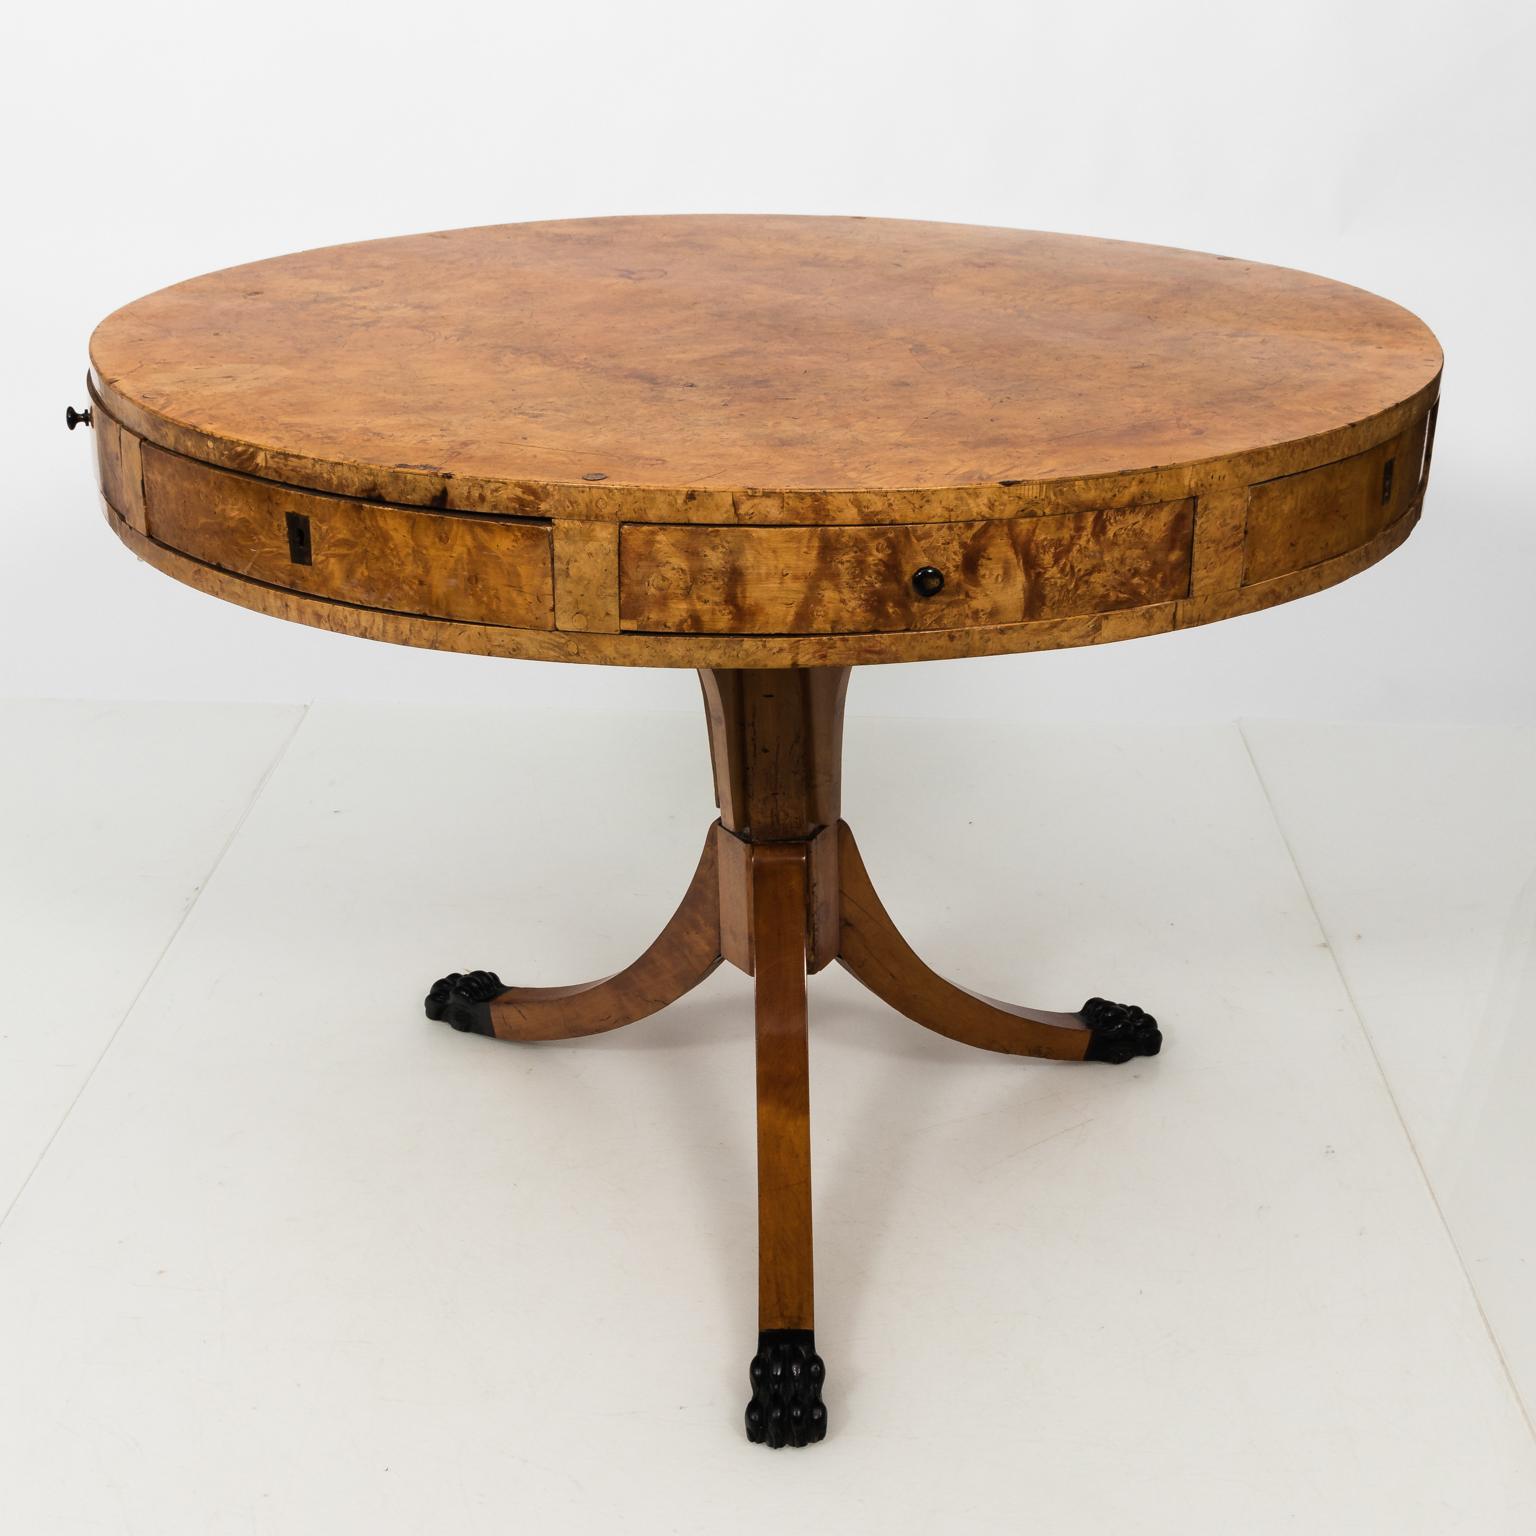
65,405,93,431
911,565,945,598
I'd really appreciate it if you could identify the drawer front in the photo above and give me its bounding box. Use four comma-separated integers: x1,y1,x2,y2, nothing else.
619,501,1194,635
142,447,554,628
93,410,147,534
1243,418,1427,586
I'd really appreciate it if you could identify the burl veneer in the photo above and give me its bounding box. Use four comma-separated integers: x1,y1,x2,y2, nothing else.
80,215,1442,1448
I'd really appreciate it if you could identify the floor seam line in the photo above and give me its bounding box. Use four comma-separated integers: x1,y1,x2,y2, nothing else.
1236,719,1536,1447
0,703,312,1239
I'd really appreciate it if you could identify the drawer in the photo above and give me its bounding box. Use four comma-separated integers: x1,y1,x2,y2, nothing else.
92,410,147,534
141,446,554,629
1243,416,1428,585
619,501,1194,635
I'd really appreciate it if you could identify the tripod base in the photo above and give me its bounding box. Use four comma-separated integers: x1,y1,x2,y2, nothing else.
425,668,1160,1446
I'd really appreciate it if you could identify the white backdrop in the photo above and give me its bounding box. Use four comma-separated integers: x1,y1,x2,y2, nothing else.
5,0,1531,722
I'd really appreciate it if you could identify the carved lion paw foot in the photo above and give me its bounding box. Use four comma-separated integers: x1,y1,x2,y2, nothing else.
424,971,505,1035
1080,996,1162,1062
745,1329,827,1448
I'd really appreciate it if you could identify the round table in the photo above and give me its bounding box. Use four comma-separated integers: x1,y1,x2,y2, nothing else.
78,215,1442,1449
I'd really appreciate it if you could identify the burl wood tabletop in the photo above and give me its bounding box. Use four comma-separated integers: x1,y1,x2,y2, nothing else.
86,216,1441,667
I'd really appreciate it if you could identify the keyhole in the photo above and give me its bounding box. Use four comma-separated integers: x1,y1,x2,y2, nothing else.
286,511,313,565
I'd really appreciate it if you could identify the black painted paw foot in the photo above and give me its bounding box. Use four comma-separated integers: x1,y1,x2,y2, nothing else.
424,971,505,1035
1081,996,1162,1062
745,1329,827,1448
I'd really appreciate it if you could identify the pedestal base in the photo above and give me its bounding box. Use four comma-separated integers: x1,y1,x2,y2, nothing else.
424,668,1161,1446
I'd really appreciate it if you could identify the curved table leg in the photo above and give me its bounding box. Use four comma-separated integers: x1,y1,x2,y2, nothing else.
836,822,1161,1063
424,828,723,1041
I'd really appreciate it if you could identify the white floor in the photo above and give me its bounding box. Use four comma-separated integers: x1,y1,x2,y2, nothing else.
1,700,1532,1534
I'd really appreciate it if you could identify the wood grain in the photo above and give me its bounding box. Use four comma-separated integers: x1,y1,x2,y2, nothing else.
700,669,848,840
142,445,554,629
93,411,145,535
102,485,1426,668
89,216,1442,517
620,502,1193,635
486,829,722,1040
751,842,815,1333
1242,418,1425,584
1178,499,1421,629
838,824,1093,1062
552,521,620,633
716,826,756,976
84,214,1440,667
